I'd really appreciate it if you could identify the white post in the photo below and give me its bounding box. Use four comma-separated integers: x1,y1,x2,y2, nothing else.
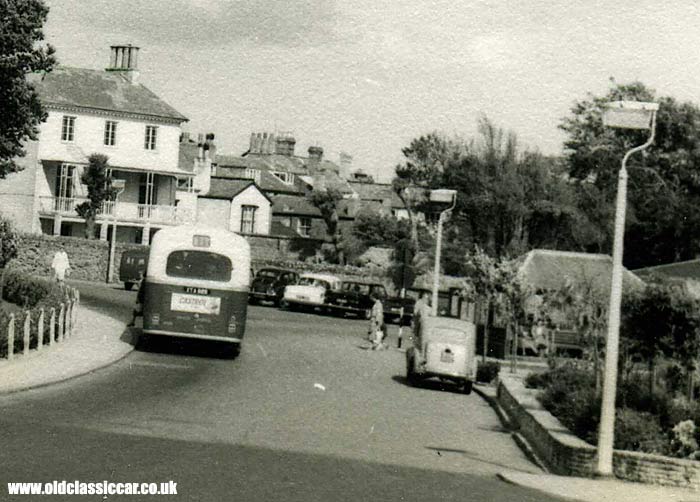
7,314,15,360
23,311,31,356
597,107,657,476
65,301,72,338
37,308,44,351
58,304,65,342
49,308,56,346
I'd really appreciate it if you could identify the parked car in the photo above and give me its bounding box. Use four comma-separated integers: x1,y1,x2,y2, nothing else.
383,295,416,325
326,281,388,319
119,248,148,290
281,273,341,311
249,268,299,306
406,316,477,394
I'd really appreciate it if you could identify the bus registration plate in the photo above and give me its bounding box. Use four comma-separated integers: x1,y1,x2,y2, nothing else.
171,293,221,315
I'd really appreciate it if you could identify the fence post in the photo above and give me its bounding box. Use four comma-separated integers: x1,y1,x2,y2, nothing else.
7,314,15,361
49,308,56,346
64,301,72,339
58,304,65,342
37,308,44,351
23,311,31,356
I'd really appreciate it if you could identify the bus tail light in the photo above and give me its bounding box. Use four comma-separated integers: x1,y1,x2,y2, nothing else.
228,315,237,334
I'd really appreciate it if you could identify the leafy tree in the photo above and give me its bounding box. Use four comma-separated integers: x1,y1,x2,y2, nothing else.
0,216,19,302
75,154,113,239
0,0,56,177
544,274,609,393
464,246,500,361
560,80,700,268
392,132,460,248
308,187,345,263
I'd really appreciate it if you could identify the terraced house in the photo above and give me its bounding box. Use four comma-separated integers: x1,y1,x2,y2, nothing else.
0,45,204,244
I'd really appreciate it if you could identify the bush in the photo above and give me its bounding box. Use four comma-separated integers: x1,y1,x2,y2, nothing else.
476,361,500,383
524,371,551,389
0,217,18,269
612,408,667,454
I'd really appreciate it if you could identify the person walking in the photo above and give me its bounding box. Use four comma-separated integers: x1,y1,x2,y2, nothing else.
368,293,386,350
51,250,71,284
411,291,431,348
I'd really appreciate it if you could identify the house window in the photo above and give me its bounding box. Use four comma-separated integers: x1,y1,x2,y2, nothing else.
241,205,257,234
104,120,117,146
54,164,75,199
176,177,194,191
144,125,158,150
271,171,294,184
297,217,311,237
61,116,75,142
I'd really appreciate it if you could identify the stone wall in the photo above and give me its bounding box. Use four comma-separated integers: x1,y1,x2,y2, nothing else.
497,375,700,490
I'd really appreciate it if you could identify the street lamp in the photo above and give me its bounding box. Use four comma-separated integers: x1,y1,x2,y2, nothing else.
597,100,658,476
106,179,126,284
429,189,457,316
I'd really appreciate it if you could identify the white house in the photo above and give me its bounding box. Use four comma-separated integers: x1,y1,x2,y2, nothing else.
0,45,199,244
196,178,271,235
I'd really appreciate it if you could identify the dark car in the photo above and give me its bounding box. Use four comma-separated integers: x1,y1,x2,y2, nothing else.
119,248,148,290
383,294,416,325
249,268,299,306
326,281,388,319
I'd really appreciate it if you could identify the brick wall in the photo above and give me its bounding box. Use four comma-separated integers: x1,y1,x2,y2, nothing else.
497,375,700,490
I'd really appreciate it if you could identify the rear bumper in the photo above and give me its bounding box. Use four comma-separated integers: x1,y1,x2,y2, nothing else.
284,298,325,307
250,292,277,301
142,329,242,344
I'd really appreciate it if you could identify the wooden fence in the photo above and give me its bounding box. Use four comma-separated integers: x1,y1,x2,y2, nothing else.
3,288,80,361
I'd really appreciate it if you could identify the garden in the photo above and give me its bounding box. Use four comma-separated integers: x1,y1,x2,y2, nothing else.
524,278,700,461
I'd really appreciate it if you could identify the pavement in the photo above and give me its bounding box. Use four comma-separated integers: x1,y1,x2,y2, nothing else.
0,303,134,394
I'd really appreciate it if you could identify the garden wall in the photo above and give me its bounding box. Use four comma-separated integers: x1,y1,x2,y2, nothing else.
497,375,700,490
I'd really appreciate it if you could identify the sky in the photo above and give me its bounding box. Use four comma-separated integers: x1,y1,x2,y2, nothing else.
43,0,700,181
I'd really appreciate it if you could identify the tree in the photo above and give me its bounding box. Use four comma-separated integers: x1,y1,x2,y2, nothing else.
464,246,500,361
560,80,700,268
392,132,460,248
0,0,56,177
75,154,113,239
544,274,609,393
307,187,345,263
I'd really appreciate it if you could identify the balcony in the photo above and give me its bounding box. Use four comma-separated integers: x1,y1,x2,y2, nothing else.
39,197,194,226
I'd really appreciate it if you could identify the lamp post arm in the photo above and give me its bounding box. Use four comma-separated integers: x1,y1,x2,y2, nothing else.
621,111,657,170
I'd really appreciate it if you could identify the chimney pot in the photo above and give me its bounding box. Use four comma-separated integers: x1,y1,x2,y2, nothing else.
107,44,140,83
308,145,323,161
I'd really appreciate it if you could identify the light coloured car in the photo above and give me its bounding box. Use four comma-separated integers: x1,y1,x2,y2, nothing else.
281,273,341,311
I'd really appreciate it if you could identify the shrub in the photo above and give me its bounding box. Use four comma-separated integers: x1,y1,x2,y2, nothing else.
476,361,500,383
524,371,551,389
611,408,667,454
0,217,18,269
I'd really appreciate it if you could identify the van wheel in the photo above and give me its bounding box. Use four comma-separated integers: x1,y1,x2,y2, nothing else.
124,282,133,291
462,380,473,395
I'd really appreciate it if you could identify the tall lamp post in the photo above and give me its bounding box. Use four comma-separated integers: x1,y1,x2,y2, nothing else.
597,100,658,476
429,189,457,316
106,179,126,284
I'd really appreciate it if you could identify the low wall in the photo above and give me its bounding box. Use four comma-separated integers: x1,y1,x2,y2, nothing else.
497,375,700,490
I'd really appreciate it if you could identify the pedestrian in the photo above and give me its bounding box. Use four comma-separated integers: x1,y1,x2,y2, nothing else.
368,293,386,350
51,250,71,284
411,291,431,347
127,272,145,327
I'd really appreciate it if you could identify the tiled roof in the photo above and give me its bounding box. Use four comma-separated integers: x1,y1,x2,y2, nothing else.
203,178,269,201
33,67,188,122
634,259,700,280
270,194,321,217
516,249,645,295
214,165,304,194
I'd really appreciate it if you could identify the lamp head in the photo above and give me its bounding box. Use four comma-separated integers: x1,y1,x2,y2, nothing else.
603,101,659,130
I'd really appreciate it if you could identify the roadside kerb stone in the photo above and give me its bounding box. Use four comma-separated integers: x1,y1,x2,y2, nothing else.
0,304,133,394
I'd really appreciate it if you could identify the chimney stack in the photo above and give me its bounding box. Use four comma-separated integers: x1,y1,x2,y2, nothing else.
106,44,140,84
308,145,323,161
275,132,296,156
339,152,353,180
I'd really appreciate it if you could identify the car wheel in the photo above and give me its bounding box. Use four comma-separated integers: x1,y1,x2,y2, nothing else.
124,282,133,291
280,299,290,310
462,380,473,395
249,296,258,306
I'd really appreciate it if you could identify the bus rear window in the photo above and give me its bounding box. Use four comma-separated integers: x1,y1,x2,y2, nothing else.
166,250,232,282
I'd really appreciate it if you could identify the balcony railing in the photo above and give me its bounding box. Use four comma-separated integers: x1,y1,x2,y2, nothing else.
39,197,193,226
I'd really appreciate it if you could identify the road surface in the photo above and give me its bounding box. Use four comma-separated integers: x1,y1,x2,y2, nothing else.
0,282,564,501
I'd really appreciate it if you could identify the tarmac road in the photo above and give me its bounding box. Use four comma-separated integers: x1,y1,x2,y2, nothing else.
0,282,566,501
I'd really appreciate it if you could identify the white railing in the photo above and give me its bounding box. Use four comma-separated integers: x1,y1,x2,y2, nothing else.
38,197,193,225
